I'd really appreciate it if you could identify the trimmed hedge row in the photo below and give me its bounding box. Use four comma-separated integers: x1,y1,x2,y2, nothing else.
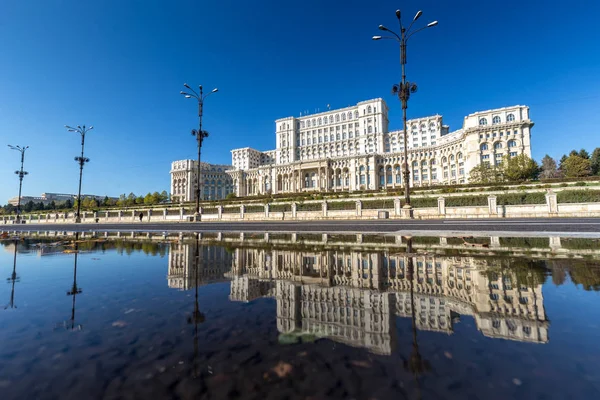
445,196,488,207
270,204,292,212
557,190,600,203
297,203,322,212
497,192,546,205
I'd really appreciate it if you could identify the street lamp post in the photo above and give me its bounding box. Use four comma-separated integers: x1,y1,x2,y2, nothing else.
180,83,218,222
8,145,29,224
5,237,20,309
65,125,94,223
373,10,438,212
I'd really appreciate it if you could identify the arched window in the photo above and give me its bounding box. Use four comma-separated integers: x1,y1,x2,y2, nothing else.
479,118,488,126
354,110,359,119
442,156,447,164
335,114,340,122
429,122,435,129
420,123,426,130
367,126,373,134
317,118,322,126
411,124,417,130
507,113,515,122
450,155,455,161
480,143,488,151
367,106,372,113
457,153,463,159
312,119,316,126
329,115,333,124
492,116,501,125
342,113,346,121
301,121,305,128
307,120,311,128
348,112,352,120
494,142,502,149
508,140,517,148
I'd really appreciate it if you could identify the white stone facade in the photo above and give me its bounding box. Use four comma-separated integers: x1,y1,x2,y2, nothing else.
227,99,533,196
170,160,234,202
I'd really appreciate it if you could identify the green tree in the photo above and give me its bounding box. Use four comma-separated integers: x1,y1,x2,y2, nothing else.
34,201,45,211
144,192,154,205
46,200,57,210
579,149,590,159
102,196,111,206
160,190,169,202
64,199,73,210
135,195,144,205
126,192,136,207
151,191,161,204
590,147,600,175
501,154,539,181
539,155,561,179
468,163,504,184
23,200,34,213
562,155,592,178
559,154,568,172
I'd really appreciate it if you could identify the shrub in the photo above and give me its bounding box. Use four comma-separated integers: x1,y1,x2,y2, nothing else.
245,205,264,213
446,195,488,207
297,202,322,212
557,190,600,203
362,200,393,209
410,198,438,208
269,204,291,212
497,192,546,205
328,201,355,210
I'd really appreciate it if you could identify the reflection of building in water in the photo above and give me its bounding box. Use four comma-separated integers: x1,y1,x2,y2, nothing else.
168,242,233,290
227,247,548,354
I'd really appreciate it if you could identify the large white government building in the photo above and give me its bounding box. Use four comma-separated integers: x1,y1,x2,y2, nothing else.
170,160,233,203
226,99,533,197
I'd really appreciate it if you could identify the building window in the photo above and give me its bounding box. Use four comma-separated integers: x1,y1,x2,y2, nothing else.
508,140,517,148
479,118,488,126
494,142,502,149
492,116,501,125
507,113,515,122
480,143,488,151
510,151,518,157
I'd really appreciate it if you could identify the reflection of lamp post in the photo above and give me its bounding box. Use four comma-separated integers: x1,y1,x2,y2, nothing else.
180,84,218,221
65,125,94,223
187,233,205,377
5,238,20,309
8,145,29,224
373,10,437,210
65,232,83,330
403,237,430,399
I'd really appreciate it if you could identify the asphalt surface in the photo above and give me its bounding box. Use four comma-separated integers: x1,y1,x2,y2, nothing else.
3,218,600,237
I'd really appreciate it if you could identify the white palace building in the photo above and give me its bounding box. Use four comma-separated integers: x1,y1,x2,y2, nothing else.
170,98,533,201
226,99,533,197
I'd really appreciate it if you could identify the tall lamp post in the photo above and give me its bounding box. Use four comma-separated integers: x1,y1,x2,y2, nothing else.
65,125,94,223
373,10,437,211
8,145,29,224
180,83,218,222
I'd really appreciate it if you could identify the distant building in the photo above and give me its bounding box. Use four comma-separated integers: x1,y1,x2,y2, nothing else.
170,160,234,203
7,192,118,206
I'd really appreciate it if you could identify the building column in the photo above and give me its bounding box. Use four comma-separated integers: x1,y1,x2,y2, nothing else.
438,197,446,216
488,195,498,217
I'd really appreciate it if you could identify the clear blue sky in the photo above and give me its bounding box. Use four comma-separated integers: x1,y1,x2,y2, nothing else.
1,0,599,203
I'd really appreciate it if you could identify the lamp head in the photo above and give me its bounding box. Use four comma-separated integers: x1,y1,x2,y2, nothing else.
378,25,388,31
413,10,423,21
184,83,191,89
395,10,401,19
211,88,218,93
372,36,382,40
427,21,438,27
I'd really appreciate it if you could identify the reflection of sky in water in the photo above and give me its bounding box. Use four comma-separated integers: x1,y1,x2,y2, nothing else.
0,237,599,399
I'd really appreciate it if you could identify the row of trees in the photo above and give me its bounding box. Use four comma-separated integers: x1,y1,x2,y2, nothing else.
469,147,600,184
0,191,171,215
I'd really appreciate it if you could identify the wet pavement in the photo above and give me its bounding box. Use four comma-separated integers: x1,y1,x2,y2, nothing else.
1,230,600,399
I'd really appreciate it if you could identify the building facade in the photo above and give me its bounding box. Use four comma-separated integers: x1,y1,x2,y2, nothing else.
227,99,533,196
170,160,234,203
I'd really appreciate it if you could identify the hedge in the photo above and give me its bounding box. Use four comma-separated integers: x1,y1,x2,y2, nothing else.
269,204,292,212
362,200,393,210
245,205,264,213
222,206,240,214
297,233,323,242
499,237,550,248
297,203,322,212
497,192,546,205
557,190,600,203
328,201,356,211
410,198,438,208
445,195,488,207
202,207,218,214
561,238,600,250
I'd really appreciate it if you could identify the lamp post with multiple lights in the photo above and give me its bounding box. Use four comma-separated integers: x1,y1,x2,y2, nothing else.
65,125,93,223
8,145,29,224
5,238,20,309
373,10,437,211
180,84,218,221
